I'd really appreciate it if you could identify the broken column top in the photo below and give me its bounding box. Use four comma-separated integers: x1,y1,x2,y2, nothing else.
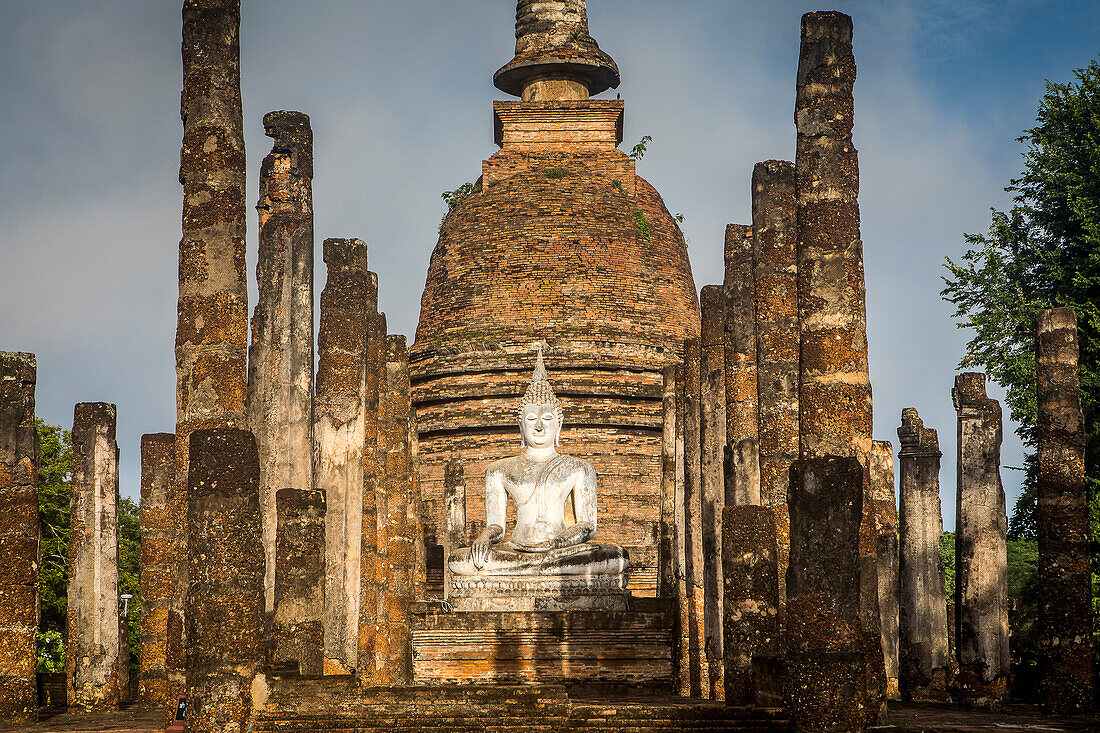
952,373,999,413
700,285,725,348
263,110,312,154
74,402,117,425
322,238,368,271
1036,306,1078,361
495,0,620,98
898,408,940,457
796,11,855,134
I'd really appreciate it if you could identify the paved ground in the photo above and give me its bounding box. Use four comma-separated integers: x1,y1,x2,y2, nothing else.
1,702,1097,732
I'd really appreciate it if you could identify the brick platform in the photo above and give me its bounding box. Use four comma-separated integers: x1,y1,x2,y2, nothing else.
410,600,673,687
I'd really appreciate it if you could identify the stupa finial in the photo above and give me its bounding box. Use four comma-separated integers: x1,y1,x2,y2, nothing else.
495,0,620,100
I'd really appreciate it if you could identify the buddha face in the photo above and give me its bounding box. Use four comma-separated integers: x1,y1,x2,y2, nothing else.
519,403,561,448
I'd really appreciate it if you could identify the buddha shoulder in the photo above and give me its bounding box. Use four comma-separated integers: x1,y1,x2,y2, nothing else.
486,453,594,480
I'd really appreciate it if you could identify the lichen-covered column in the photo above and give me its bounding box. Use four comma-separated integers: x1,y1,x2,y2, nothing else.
139,433,175,705
751,161,798,602
658,366,678,598
700,287,726,699
951,373,1009,707
682,339,709,697
896,408,948,702
1035,308,1094,713
0,352,39,722
172,0,249,713
786,456,866,731
314,238,373,673
442,459,467,600
67,403,121,712
870,441,899,699
795,13,882,722
186,429,263,733
272,489,326,677
722,505,781,706
357,309,387,684
248,110,315,613
377,335,416,684
722,226,761,507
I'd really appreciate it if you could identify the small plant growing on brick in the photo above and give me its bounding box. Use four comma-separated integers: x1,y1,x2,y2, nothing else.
441,182,476,210
544,166,571,179
634,209,651,240
629,135,653,160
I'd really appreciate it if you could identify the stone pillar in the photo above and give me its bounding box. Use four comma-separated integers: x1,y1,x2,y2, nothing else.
795,13,882,723
786,456,866,731
751,160,798,602
658,366,678,598
442,459,467,600
700,287,726,699
248,110,315,614
951,373,1009,707
682,339,709,697
172,0,249,714
138,433,175,705
272,489,326,677
673,362,692,698
0,352,39,722
1035,308,1094,713
722,505,781,706
722,226,761,507
314,238,373,673
870,441,899,699
896,408,948,702
66,403,121,712
377,335,416,685
357,309,387,684
186,429,263,733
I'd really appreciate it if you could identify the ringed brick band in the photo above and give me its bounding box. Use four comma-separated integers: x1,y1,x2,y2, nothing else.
186,429,263,733
896,408,948,701
0,352,39,723
139,433,176,706
248,109,315,614
67,402,121,713
173,0,249,716
1035,308,1094,713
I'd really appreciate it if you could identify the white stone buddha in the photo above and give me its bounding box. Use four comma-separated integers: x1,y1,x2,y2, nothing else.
448,349,629,578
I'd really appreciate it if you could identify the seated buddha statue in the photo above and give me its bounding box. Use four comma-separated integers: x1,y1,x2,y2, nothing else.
448,349,629,577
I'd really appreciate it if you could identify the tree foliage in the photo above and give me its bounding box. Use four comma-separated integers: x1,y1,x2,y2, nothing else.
941,57,1100,649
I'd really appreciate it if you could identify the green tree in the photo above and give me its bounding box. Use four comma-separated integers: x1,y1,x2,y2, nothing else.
941,59,1100,640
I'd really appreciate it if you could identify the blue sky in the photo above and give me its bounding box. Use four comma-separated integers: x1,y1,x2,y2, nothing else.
1,1,1097,529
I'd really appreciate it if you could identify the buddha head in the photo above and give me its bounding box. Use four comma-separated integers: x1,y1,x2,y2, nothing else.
518,347,563,448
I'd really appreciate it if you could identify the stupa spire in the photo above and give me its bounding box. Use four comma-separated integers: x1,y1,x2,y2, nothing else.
495,0,620,100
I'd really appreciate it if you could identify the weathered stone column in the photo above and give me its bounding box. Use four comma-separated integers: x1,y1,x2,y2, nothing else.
248,110,315,613
377,335,416,685
186,429,263,733
357,309,387,684
722,505,781,706
673,362,692,697
722,226,761,507
700,287,727,699
1035,308,1094,713
658,366,678,598
751,161,798,601
442,459,467,600
682,339,709,697
0,352,39,722
786,456,865,731
172,0,249,713
272,489,326,677
896,408,948,702
138,433,175,705
66,403,121,712
870,441,899,699
951,373,1009,707
314,238,374,673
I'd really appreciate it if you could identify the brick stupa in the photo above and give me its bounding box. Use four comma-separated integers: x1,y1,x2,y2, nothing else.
411,0,699,595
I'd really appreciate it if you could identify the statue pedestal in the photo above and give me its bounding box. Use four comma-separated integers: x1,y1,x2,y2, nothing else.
449,574,630,611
